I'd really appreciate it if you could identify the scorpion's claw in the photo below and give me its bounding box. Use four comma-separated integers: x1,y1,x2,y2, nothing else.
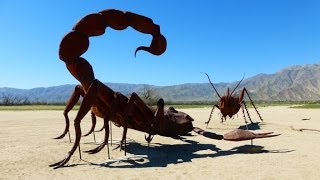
84,143,106,154
145,134,154,147
145,134,154,143
223,129,280,141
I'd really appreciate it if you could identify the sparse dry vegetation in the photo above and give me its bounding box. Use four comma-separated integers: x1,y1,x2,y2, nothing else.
0,93,30,106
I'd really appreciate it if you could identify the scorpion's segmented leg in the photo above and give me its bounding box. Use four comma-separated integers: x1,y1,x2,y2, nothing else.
113,92,156,153
121,127,127,156
205,104,219,128
82,113,97,143
117,93,132,154
93,121,111,145
95,123,104,132
128,93,162,145
145,98,165,147
109,121,113,146
126,92,155,125
83,113,96,137
113,127,128,156
53,85,85,142
50,80,98,169
85,117,110,159
84,92,122,156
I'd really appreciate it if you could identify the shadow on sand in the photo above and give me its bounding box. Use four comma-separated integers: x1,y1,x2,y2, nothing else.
75,136,293,169
238,122,262,130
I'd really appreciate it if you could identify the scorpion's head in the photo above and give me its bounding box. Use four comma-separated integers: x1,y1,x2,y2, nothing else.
163,106,194,136
166,106,194,124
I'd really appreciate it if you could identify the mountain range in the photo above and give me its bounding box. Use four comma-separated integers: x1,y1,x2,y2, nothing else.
1,63,319,103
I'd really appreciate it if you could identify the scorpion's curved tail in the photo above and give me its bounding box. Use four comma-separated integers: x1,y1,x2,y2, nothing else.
59,9,167,64
193,127,280,141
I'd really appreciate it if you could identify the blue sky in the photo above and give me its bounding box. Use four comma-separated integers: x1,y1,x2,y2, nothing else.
0,0,320,89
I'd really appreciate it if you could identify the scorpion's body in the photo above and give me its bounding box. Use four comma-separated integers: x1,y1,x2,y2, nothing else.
61,81,194,138
51,9,279,169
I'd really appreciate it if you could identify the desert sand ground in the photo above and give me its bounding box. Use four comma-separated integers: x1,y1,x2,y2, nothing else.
0,106,319,180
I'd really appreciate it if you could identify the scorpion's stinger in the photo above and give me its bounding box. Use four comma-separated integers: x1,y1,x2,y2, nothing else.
135,34,167,57
135,46,149,57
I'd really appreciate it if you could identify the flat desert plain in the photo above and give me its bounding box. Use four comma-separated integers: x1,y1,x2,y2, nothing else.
0,106,319,180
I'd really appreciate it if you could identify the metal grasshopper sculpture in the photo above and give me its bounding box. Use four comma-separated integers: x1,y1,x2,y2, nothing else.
202,73,263,128
50,9,278,169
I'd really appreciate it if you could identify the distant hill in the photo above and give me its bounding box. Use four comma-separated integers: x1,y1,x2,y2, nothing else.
240,63,320,101
0,63,319,103
0,83,152,103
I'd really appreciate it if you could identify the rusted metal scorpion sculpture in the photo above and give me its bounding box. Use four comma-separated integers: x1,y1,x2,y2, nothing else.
50,9,279,169
202,73,263,128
